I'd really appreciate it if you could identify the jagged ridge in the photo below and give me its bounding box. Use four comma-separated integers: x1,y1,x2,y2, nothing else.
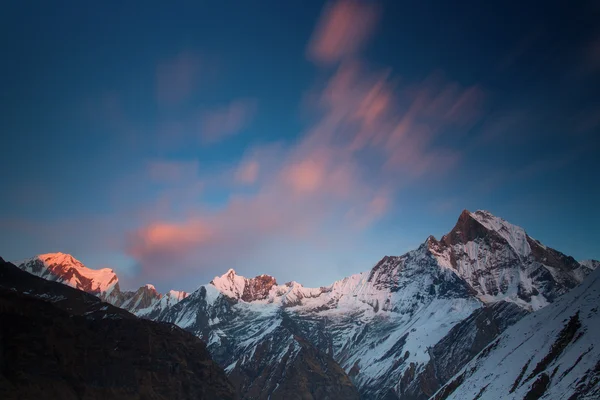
16,252,189,318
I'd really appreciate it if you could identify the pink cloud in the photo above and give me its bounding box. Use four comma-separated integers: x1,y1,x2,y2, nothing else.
306,62,485,177
284,157,326,194
235,160,260,184
307,0,380,65
348,191,390,229
199,98,257,143
123,3,488,285
127,60,486,283
156,51,201,105
128,221,213,264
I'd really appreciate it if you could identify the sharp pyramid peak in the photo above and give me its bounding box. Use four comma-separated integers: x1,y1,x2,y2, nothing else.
444,209,531,258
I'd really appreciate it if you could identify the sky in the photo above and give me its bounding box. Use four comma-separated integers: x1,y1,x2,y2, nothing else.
1,0,599,292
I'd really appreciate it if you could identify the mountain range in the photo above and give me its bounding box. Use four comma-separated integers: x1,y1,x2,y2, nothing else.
5,209,599,399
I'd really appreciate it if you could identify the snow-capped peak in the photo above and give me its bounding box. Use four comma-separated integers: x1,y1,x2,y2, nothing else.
211,269,248,299
428,210,592,310
18,252,119,296
468,210,531,257
145,283,157,291
210,270,280,302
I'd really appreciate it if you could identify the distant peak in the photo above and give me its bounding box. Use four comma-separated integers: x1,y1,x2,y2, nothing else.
210,269,278,301
145,284,157,291
226,268,237,277
18,252,119,296
459,208,472,217
442,209,532,257
211,269,247,299
426,234,438,244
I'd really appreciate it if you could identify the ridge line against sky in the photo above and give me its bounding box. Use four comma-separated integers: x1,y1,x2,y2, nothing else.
1,0,599,292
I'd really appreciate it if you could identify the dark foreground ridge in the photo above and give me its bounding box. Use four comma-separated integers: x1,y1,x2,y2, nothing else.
0,257,237,400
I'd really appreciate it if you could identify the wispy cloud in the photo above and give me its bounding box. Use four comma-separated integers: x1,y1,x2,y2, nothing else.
235,160,260,185
307,0,379,65
124,0,487,286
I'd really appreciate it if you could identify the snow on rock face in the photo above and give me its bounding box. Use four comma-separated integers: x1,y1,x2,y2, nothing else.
209,269,316,304
469,210,531,257
210,269,247,299
18,252,119,298
428,210,592,310
434,267,600,400
579,259,599,271
130,287,190,319
167,290,188,302
16,252,188,318
158,242,482,400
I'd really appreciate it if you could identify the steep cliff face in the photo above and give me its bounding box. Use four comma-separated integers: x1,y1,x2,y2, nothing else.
400,301,529,399
434,267,600,400
0,258,236,400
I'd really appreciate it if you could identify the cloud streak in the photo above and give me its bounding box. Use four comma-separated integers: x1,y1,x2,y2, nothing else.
307,0,379,65
124,0,487,286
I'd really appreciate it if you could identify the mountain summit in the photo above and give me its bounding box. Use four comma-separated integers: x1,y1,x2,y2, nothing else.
210,269,279,302
15,252,189,318
427,210,592,310
18,252,120,300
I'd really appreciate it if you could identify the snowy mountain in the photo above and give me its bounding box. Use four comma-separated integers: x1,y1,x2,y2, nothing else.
15,252,189,317
18,252,120,300
433,266,600,400
428,210,590,310
150,210,596,399
158,278,360,399
12,210,598,399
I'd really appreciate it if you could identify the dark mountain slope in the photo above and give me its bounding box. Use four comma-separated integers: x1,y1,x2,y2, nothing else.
0,258,236,400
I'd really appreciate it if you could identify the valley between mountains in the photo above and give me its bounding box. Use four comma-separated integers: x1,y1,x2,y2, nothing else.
3,209,599,399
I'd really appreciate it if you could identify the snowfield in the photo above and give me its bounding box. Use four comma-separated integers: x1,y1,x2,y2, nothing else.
435,267,600,400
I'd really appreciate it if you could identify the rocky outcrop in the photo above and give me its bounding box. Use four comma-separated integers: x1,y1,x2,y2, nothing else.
0,258,236,400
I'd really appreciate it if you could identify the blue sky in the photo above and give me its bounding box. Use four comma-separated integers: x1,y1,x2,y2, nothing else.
1,0,599,292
